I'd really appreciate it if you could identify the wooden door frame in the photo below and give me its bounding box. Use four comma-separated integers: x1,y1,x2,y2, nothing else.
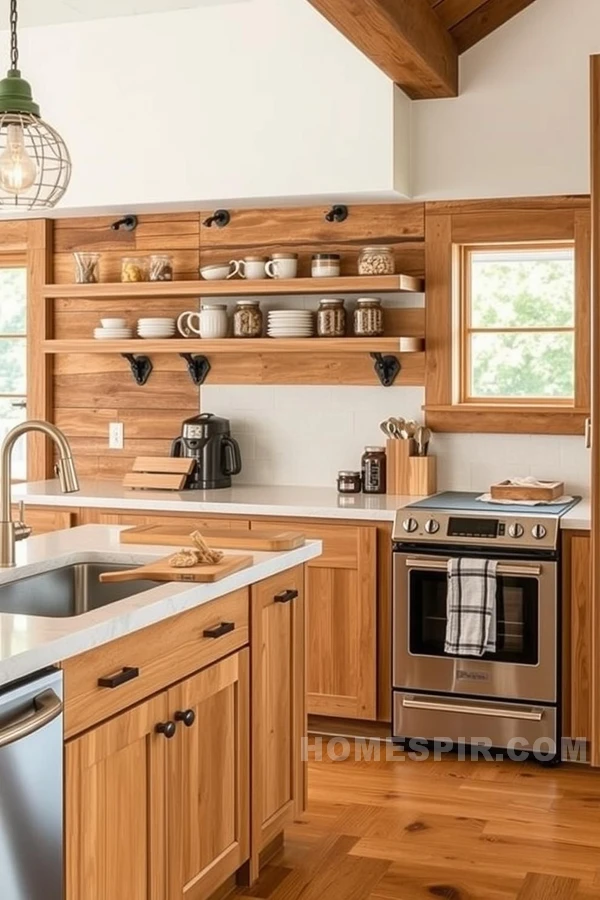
590,55,600,767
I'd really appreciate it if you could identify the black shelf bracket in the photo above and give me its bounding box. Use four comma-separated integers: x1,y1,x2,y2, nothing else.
180,353,211,386
370,353,401,387
122,354,153,386
325,204,349,223
202,209,231,229
111,215,138,232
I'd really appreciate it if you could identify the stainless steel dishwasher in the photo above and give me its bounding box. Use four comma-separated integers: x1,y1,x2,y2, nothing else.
0,668,63,900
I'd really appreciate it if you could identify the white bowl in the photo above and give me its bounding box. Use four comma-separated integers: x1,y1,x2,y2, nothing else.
101,318,127,329
200,263,235,281
137,318,176,325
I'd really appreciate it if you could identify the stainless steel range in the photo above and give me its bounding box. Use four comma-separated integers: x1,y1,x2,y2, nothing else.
392,506,560,757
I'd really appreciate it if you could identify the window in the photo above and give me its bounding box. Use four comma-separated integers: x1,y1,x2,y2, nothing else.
459,244,575,404
0,263,27,479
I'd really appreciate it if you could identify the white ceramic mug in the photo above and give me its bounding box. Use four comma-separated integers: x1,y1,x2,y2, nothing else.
266,256,298,279
200,261,240,280
177,307,228,339
235,257,267,280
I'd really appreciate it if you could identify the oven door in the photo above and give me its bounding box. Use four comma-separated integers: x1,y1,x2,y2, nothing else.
393,552,557,703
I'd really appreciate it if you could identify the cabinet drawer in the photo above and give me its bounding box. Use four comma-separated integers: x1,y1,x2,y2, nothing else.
62,588,249,737
250,519,359,567
13,505,76,535
93,511,250,532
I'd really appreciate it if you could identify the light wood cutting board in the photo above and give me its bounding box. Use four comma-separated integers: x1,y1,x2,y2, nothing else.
99,553,253,584
119,523,306,551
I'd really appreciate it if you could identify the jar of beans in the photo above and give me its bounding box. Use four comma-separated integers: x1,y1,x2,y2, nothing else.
358,246,395,276
353,298,384,336
317,299,346,337
233,299,263,338
121,257,148,283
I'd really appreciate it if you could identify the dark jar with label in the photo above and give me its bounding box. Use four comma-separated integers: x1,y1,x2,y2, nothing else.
337,470,362,494
361,446,386,494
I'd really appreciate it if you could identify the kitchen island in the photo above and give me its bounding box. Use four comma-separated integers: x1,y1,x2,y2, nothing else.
0,524,321,900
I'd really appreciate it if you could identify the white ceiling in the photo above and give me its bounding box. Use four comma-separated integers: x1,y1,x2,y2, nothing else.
0,0,240,28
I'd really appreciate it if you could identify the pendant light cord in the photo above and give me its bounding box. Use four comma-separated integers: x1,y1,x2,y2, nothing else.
10,0,18,71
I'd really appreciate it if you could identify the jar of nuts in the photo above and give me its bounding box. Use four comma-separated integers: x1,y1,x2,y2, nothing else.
149,254,174,282
233,299,263,338
358,246,395,276
317,299,346,337
121,257,148,283
354,298,384,337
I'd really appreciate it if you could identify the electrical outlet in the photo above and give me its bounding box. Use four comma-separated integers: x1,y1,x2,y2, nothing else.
109,422,124,450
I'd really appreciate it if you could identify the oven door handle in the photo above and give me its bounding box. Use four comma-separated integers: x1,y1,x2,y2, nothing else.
402,696,544,721
405,558,542,577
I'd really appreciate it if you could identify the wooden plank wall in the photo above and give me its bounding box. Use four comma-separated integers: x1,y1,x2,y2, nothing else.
48,204,426,478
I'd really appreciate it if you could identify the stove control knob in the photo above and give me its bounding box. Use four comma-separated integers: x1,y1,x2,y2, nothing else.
424,519,440,535
403,517,419,534
532,523,547,540
508,523,524,539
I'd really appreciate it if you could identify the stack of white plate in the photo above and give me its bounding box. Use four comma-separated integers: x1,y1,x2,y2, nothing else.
137,317,176,339
93,327,132,340
267,310,314,338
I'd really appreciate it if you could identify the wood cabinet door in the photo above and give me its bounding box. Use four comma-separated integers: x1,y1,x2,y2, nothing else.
305,525,377,719
166,650,250,900
13,504,76,534
65,692,168,900
88,510,249,532
251,565,305,859
564,531,591,741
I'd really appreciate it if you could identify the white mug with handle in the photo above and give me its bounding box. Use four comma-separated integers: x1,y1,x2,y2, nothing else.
265,255,298,279
177,311,202,337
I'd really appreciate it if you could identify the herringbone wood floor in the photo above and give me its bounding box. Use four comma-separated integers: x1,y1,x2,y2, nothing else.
235,741,600,899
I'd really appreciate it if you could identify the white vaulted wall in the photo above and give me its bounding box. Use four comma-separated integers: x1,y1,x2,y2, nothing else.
11,0,405,210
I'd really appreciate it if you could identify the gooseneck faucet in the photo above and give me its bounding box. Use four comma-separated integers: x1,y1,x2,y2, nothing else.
0,420,80,567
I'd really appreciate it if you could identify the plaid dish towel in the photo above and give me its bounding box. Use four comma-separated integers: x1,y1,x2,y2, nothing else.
444,558,498,657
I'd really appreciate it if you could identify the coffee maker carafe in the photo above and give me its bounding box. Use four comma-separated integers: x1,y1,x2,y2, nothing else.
170,413,242,490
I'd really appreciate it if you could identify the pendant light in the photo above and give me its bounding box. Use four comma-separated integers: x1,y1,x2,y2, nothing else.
0,0,71,209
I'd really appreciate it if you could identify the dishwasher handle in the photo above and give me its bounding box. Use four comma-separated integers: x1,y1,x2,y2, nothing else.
0,688,62,749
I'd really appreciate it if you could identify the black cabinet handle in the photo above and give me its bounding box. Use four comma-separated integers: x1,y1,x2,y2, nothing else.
155,721,177,739
274,589,299,604
175,709,196,728
97,666,139,689
203,621,235,639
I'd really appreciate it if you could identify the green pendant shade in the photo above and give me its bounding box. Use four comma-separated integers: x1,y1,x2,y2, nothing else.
0,69,40,116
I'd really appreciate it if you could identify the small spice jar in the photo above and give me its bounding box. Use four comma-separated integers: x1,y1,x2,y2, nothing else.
73,251,100,284
233,299,263,338
121,257,148,283
361,447,387,494
317,299,346,337
354,297,384,337
311,253,341,278
337,471,362,494
149,254,174,282
358,246,395,276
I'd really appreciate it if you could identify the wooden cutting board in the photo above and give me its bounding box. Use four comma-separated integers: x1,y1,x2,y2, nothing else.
119,523,306,551
99,553,253,584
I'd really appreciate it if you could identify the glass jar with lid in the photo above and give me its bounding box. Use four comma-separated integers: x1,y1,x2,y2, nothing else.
353,298,384,337
311,253,341,278
358,246,395,276
317,299,346,337
233,299,263,338
121,257,148,283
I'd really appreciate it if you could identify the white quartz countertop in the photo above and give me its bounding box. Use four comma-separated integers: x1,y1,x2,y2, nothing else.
12,479,589,529
0,525,322,686
13,478,418,522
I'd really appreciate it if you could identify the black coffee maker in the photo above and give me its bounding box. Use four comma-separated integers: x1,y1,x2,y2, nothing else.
170,413,242,490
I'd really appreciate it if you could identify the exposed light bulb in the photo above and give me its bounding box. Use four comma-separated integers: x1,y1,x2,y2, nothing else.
0,122,36,194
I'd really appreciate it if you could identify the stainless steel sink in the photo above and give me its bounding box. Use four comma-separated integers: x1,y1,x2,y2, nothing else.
0,563,160,617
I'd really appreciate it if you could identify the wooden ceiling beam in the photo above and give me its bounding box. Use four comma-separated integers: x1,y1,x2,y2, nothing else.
307,0,458,99
449,0,537,53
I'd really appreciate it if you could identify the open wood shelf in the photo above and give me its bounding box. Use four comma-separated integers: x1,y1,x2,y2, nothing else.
43,338,422,354
42,274,425,299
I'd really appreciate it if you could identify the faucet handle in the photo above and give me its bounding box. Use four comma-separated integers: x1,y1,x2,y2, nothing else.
18,500,25,523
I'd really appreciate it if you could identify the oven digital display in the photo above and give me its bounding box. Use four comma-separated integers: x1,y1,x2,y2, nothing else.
447,516,499,538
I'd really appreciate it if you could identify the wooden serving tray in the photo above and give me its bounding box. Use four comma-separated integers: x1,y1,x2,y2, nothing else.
99,553,253,584
490,480,564,502
119,523,306,551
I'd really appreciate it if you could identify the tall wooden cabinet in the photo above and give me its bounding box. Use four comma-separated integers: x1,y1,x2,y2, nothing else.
251,565,305,863
563,530,592,742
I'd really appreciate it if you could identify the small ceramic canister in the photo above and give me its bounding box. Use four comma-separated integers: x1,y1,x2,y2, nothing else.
266,253,298,279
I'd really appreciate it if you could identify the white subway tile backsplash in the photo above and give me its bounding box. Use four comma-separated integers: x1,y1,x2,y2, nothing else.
201,385,590,496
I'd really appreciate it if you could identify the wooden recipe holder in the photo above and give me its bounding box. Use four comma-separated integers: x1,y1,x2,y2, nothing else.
386,439,437,496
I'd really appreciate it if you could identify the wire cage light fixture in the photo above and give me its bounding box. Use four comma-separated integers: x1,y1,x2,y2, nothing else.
0,0,71,209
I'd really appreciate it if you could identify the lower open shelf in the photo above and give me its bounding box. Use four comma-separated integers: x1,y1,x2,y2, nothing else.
43,337,420,354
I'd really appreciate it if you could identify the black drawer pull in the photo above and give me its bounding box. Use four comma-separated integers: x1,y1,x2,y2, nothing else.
155,721,177,739
274,589,298,604
203,621,235,639
97,666,139,689
175,709,196,728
